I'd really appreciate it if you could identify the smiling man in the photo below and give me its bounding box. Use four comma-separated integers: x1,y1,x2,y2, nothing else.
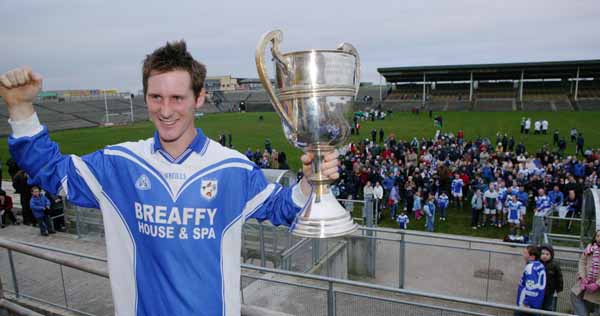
0,41,339,316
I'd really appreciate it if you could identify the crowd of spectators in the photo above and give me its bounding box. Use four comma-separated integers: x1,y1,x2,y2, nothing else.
326,118,597,236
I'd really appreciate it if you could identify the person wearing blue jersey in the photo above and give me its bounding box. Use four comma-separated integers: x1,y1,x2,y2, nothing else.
451,174,464,208
507,195,523,236
29,186,54,236
516,245,546,315
423,194,436,232
497,181,508,227
547,185,564,216
396,211,409,229
0,41,340,316
437,192,449,221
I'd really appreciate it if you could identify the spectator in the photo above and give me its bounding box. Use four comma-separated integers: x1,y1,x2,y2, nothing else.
373,181,384,219
540,244,563,312
424,194,436,232
413,191,423,220
0,190,19,228
12,170,35,226
506,195,523,236
379,128,384,143
29,186,54,236
553,130,559,146
437,191,449,221
451,174,464,208
396,211,409,229
516,245,546,314
577,134,585,156
483,183,498,227
534,120,541,135
471,189,483,229
542,120,549,135
571,230,600,316
45,191,66,232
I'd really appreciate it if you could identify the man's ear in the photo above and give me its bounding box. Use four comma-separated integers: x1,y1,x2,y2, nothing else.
195,88,206,110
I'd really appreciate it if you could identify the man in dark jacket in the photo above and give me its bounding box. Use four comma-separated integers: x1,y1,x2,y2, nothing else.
540,244,563,311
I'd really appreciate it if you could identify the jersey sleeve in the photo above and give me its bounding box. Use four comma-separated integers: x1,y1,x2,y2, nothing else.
8,115,107,209
243,165,307,226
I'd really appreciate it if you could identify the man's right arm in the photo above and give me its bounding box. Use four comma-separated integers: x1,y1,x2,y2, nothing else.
1,68,102,209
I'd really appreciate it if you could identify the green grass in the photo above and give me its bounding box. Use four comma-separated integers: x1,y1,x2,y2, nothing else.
0,110,597,239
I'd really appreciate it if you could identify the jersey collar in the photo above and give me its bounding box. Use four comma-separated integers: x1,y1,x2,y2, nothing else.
152,128,209,160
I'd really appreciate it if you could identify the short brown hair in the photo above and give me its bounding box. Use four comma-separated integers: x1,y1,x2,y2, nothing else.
526,245,540,260
142,40,206,99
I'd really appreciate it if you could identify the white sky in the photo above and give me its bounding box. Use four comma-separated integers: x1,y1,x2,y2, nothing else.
1,0,599,92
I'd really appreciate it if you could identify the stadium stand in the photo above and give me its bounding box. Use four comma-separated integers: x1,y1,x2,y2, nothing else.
379,59,600,112
474,99,514,111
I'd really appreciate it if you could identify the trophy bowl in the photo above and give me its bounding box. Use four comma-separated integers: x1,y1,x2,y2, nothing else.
255,29,359,238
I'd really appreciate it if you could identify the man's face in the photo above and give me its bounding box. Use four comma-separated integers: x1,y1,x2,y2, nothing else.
146,70,204,147
32,188,40,197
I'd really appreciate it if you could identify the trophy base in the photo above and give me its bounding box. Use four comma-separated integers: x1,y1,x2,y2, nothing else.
292,189,358,239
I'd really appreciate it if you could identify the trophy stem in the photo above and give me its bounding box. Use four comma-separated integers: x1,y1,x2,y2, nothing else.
307,145,335,203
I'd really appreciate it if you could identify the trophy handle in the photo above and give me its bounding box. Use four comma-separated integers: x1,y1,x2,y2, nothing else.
337,42,361,99
255,30,294,129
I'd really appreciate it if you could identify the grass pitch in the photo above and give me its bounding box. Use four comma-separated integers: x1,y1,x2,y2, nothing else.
0,110,597,239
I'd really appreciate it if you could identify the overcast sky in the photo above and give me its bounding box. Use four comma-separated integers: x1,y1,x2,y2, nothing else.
1,0,599,92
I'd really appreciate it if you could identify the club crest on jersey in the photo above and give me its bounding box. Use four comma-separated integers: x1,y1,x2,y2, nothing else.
201,180,218,200
135,174,151,191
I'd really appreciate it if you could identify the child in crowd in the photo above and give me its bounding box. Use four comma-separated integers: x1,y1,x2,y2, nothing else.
424,195,436,232
539,244,563,312
396,212,409,229
516,245,545,314
506,195,523,236
437,192,449,221
413,191,422,220
451,174,464,208
29,186,54,236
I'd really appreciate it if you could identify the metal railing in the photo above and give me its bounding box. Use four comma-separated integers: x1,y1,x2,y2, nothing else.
0,238,291,316
0,238,576,316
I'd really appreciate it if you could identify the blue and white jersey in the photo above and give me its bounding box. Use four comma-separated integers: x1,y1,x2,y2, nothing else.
396,214,409,229
497,187,508,203
548,190,564,206
535,195,552,216
437,194,449,209
8,114,307,316
451,178,463,194
516,260,546,309
507,200,522,221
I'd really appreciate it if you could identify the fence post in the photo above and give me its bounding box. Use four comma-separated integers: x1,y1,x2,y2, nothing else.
75,206,82,239
485,251,491,301
59,264,69,309
399,232,405,289
8,249,19,298
259,222,266,268
312,239,320,266
327,280,336,316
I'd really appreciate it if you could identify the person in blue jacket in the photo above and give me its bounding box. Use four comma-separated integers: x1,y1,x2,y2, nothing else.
0,41,339,316
29,186,54,236
516,245,546,315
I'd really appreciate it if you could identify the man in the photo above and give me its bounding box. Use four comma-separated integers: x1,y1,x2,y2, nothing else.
0,41,339,316
483,183,498,227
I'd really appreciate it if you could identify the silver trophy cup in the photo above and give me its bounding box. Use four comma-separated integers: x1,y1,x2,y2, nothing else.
255,29,359,238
